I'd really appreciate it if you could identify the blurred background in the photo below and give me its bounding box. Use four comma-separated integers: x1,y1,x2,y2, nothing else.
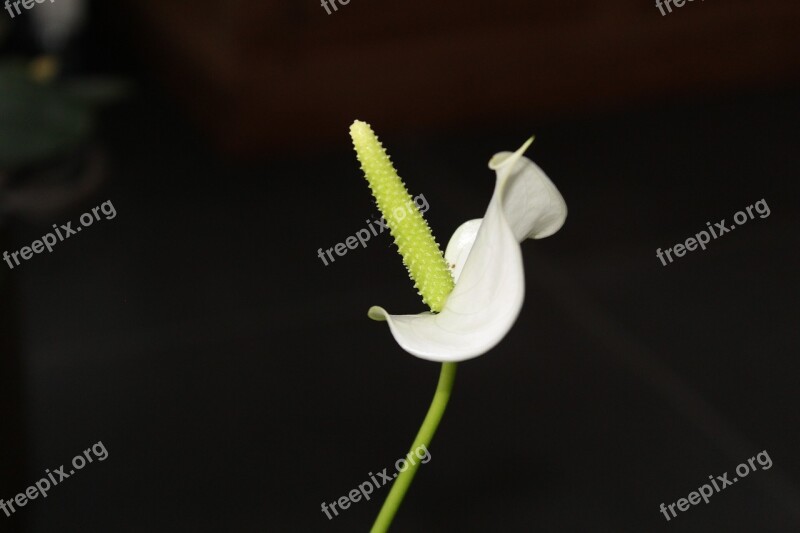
0,0,798,531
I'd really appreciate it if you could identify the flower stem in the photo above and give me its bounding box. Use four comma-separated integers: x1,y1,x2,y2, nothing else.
371,362,457,533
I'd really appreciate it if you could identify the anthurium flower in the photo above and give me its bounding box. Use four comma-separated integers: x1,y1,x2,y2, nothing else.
361,135,567,362
350,121,566,533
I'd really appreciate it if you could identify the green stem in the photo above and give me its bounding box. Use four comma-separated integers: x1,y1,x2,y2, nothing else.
371,362,457,533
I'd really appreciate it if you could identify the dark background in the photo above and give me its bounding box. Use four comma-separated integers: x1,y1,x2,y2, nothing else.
1,1,798,531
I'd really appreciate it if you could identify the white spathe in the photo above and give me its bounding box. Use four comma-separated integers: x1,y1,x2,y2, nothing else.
367,139,567,362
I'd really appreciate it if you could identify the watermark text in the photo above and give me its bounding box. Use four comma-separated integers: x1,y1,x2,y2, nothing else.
659,449,772,521
656,198,769,266
3,199,117,271
321,444,431,520
1,441,109,519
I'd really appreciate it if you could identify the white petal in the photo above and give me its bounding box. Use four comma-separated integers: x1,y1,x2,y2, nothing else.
488,138,567,241
369,140,567,362
443,218,481,283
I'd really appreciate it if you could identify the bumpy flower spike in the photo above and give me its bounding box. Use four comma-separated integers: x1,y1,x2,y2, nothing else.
349,120,454,312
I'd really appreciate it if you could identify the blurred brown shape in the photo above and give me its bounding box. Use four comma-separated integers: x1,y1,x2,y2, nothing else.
119,0,800,155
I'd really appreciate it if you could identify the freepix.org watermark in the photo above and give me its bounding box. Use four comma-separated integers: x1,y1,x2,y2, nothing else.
317,193,429,267
3,199,116,271
659,449,772,522
320,444,431,520
1,441,109,519
656,198,770,266
4,0,55,19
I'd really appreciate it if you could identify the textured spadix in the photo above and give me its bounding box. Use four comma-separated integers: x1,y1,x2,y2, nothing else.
350,120,454,312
